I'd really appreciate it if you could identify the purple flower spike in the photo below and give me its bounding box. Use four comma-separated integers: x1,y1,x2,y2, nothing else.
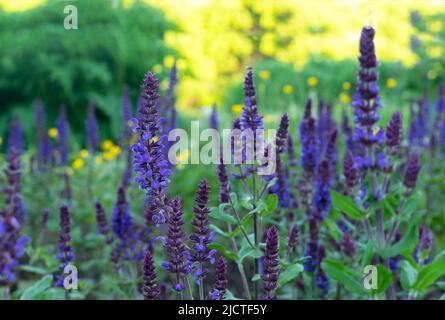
351,26,383,149
8,115,24,155
86,100,99,153
286,224,298,256
190,180,216,282
416,226,433,264
217,157,230,204
261,226,280,300
341,232,356,258
121,85,133,146
56,105,70,166
111,186,133,241
343,151,357,188
163,197,189,290
403,152,421,189
276,113,289,154
56,205,75,287
211,256,228,300
386,112,403,148
95,202,113,244
209,104,219,130
142,250,160,300
132,72,171,226
241,67,263,131
312,159,332,220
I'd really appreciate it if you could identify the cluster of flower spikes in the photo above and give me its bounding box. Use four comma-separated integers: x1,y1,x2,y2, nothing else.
0,126,28,286
189,180,217,284
131,72,171,226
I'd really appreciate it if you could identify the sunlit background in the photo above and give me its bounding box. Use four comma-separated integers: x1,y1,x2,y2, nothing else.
0,0,444,142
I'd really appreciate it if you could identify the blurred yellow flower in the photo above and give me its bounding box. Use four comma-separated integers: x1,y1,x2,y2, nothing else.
164,55,175,68
79,149,89,159
153,64,163,74
176,149,190,164
72,159,84,170
342,81,351,90
110,145,121,156
307,76,318,87
263,114,277,124
0,137,3,146
102,140,113,150
103,152,115,161
282,84,293,94
386,78,397,89
259,70,271,80
232,104,243,114
339,93,351,104
48,128,58,138
95,156,103,165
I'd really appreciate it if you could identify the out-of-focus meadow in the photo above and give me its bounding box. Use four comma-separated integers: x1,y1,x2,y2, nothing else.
0,0,444,142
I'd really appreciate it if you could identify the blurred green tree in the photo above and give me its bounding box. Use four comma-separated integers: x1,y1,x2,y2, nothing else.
0,0,175,144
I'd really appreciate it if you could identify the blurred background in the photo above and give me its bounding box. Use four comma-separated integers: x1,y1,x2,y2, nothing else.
0,0,444,145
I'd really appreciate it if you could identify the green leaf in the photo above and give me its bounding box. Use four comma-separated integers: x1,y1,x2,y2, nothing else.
360,241,375,271
413,261,445,292
278,263,304,288
251,274,261,282
322,259,366,295
238,239,263,263
20,275,53,300
17,265,47,276
330,190,363,220
265,194,278,212
371,264,393,294
380,222,419,258
209,206,237,225
400,260,418,291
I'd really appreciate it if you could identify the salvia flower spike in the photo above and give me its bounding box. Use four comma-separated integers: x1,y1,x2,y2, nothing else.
142,250,160,300
56,205,74,287
261,226,279,300
211,256,228,300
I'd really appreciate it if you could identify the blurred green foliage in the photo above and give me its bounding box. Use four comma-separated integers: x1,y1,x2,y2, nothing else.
0,0,175,143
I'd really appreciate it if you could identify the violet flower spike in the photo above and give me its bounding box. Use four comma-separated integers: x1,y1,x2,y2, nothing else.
56,105,70,166
190,180,216,286
56,205,75,287
86,100,99,153
403,152,421,190
211,256,228,300
95,201,113,244
261,226,280,300
386,112,402,148
162,197,190,293
142,250,160,300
